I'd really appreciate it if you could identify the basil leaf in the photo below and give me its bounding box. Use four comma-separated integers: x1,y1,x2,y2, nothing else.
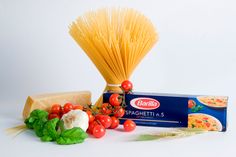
41,118,59,142
56,127,88,145
24,109,48,129
191,105,204,112
33,120,46,137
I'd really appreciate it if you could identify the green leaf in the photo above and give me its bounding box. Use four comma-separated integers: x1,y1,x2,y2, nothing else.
30,109,48,121
191,105,204,112
56,127,88,145
41,136,53,142
33,120,46,137
24,110,49,137
41,118,59,142
59,120,65,132
24,109,48,129
24,118,34,129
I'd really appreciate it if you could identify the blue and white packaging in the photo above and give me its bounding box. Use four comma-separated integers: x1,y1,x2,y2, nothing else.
103,92,227,131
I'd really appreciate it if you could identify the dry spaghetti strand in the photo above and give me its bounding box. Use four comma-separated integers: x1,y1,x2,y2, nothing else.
69,8,158,107
5,125,27,138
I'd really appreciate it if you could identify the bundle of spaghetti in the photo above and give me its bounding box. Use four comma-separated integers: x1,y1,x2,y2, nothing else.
69,8,158,108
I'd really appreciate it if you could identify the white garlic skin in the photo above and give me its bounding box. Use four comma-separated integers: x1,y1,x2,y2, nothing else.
61,109,89,132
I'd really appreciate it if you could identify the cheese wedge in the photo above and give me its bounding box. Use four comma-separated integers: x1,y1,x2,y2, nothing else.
22,91,91,119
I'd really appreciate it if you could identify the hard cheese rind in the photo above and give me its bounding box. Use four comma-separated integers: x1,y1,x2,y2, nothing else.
22,91,91,119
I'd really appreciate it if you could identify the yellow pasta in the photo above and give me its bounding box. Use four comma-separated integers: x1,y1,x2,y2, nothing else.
69,8,158,108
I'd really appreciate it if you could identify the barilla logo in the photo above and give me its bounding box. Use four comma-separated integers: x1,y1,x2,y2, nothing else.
130,97,160,110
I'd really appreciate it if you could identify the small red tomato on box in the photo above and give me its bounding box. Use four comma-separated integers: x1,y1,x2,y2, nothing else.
101,103,112,115
121,80,133,93
188,100,196,109
109,93,122,106
113,106,125,118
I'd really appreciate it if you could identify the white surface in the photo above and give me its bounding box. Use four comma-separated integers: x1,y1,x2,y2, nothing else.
0,0,236,157
1,99,236,157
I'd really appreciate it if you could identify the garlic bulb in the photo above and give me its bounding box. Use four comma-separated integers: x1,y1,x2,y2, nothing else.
61,110,89,132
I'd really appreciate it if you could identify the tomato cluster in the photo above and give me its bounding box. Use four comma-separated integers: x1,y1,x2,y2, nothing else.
48,80,136,139
87,80,136,138
87,115,119,138
48,103,84,120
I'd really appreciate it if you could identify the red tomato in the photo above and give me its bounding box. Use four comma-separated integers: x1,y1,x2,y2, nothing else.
114,106,125,118
123,120,136,132
48,113,60,120
98,115,112,128
109,93,122,106
60,109,66,118
121,80,133,93
87,121,99,134
73,104,83,110
196,120,202,123
101,103,112,115
95,114,103,121
86,110,95,123
50,104,61,114
205,122,210,128
109,116,119,129
188,100,196,109
93,125,106,138
63,103,73,113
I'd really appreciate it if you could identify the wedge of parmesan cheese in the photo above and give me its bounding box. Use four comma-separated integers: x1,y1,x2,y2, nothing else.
22,91,91,119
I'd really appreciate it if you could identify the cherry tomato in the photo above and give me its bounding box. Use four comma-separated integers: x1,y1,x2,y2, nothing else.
63,103,73,113
50,104,61,114
109,116,119,129
86,110,95,123
101,103,112,115
60,109,66,118
93,125,106,138
95,114,103,121
48,113,60,120
98,115,112,128
109,93,122,106
121,80,133,93
73,104,83,110
123,120,136,132
114,106,125,118
87,121,99,134
188,100,196,109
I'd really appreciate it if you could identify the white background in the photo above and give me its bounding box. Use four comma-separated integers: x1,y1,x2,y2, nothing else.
0,0,236,157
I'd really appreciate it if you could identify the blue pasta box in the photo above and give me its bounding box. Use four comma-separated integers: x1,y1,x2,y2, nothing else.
103,92,228,131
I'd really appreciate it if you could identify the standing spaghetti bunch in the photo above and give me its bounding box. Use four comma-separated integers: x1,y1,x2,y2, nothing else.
69,8,158,107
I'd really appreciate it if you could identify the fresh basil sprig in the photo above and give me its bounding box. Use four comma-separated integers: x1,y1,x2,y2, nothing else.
24,109,88,145
57,127,88,145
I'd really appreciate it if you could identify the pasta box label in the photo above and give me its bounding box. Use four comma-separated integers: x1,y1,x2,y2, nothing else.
103,92,189,128
103,92,228,131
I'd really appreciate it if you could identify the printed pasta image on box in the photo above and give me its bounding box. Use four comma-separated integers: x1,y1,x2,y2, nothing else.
188,96,227,131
